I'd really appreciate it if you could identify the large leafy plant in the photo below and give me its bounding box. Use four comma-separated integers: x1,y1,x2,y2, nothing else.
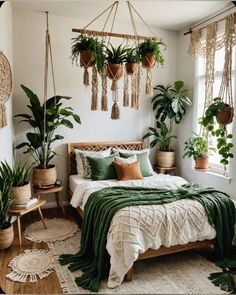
15,85,81,168
0,181,13,229
138,38,166,66
105,44,128,64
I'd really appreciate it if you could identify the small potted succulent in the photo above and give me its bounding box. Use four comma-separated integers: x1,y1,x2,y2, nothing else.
138,38,166,68
0,182,14,250
183,133,215,170
0,161,32,205
125,47,139,75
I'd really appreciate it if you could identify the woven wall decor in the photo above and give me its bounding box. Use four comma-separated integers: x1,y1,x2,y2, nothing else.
0,51,12,128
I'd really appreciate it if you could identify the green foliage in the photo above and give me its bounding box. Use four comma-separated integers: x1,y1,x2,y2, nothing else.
199,97,234,169
71,35,105,74
138,38,166,66
0,181,13,229
125,47,140,63
0,161,31,187
152,81,191,124
143,122,177,151
209,272,235,293
15,85,81,168
105,44,128,64
183,133,214,159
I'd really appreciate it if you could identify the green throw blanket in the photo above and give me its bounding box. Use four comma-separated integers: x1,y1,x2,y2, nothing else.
59,183,235,292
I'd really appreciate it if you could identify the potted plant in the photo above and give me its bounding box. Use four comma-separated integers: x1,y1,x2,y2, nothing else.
143,122,177,167
15,84,81,188
0,182,14,250
138,38,166,69
125,47,140,75
199,97,234,171
183,133,215,170
0,161,32,205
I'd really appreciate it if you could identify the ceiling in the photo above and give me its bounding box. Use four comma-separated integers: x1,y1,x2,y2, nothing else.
10,0,233,31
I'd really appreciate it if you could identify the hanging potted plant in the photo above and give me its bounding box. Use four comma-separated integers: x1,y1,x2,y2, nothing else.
0,161,32,205
183,133,215,170
15,85,81,188
138,38,166,69
0,182,14,250
124,47,140,75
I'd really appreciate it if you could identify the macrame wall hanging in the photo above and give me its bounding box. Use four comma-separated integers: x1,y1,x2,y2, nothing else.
71,1,165,119
0,51,12,128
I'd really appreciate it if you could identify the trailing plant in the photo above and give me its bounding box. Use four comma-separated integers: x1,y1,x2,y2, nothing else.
143,122,177,151
105,44,128,64
138,38,166,66
0,161,32,187
0,181,13,229
15,85,81,169
183,133,215,159
71,35,105,74
125,47,140,63
199,97,233,168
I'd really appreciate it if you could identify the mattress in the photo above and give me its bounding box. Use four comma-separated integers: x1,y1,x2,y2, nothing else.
69,174,92,193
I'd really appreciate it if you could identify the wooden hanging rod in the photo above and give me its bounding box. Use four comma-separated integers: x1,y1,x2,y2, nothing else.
72,28,157,41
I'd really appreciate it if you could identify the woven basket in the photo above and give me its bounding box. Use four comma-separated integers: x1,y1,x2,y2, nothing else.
0,223,14,250
156,150,175,168
11,181,31,205
33,165,57,188
142,53,156,69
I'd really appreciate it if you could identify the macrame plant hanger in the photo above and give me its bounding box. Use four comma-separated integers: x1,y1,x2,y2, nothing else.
42,12,57,168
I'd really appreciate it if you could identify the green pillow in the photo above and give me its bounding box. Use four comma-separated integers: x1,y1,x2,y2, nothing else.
87,154,116,180
119,152,153,177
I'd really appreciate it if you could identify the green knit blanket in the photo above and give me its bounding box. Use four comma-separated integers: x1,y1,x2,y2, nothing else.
59,183,235,292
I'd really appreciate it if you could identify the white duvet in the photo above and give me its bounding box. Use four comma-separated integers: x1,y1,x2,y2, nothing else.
70,173,216,288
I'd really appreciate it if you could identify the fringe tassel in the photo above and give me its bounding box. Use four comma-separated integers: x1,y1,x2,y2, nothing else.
0,104,7,128
111,102,120,120
145,68,153,97
91,66,98,111
123,69,129,107
131,71,136,108
101,68,108,111
111,79,118,91
83,68,89,87
135,63,141,110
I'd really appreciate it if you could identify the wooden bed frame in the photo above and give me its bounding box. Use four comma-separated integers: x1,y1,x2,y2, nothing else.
67,141,215,281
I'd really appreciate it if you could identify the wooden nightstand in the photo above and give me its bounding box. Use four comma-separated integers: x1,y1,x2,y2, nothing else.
33,185,65,216
8,200,46,247
154,165,178,175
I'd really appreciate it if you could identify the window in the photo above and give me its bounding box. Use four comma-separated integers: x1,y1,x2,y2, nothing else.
195,40,235,174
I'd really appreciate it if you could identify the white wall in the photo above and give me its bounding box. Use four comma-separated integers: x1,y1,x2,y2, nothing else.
12,10,178,204
176,31,236,199
0,2,13,164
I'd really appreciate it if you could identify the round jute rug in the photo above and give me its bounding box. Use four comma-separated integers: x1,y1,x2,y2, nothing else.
24,218,79,243
6,249,55,283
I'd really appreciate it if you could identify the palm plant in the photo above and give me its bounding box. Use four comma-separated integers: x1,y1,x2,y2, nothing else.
15,84,81,169
105,44,128,64
0,181,13,229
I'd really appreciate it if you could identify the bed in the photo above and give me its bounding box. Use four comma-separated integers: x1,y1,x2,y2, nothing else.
67,141,216,288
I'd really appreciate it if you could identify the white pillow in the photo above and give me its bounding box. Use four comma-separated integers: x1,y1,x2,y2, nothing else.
74,148,111,178
112,148,150,156
115,154,137,164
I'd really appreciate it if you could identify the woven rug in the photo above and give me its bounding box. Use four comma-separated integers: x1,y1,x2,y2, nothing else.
6,249,55,283
24,218,78,243
48,232,225,294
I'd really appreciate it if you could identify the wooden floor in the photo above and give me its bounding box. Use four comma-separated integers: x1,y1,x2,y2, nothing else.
0,207,79,294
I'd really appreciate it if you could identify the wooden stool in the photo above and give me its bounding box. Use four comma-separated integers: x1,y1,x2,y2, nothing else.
154,165,178,175
8,200,47,247
33,185,65,216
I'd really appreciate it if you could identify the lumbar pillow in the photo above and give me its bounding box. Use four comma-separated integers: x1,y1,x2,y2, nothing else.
119,151,153,177
112,148,150,156
115,154,137,164
74,148,111,178
87,154,116,180
113,161,143,181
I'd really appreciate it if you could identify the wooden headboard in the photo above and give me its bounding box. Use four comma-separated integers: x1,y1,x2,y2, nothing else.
68,141,144,176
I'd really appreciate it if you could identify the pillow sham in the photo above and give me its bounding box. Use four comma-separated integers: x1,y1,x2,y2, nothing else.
113,161,143,181
87,154,116,180
74,148,111,178
115,154,137,164
119,151,153,177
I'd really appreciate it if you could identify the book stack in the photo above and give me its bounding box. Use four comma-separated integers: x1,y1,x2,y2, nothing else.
10,198,38,209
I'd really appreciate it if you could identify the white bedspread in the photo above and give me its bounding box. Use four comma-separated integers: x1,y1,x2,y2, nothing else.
70,173,216,288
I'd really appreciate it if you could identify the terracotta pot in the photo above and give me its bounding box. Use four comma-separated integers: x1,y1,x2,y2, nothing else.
216,104,234,125
0,223,14,250
107,64,123,80
195,156,209,170
125,63,137,75
11,181,31,205
156,150,175,168
80,50,94,68
33,165,57,188
142,53,156,68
